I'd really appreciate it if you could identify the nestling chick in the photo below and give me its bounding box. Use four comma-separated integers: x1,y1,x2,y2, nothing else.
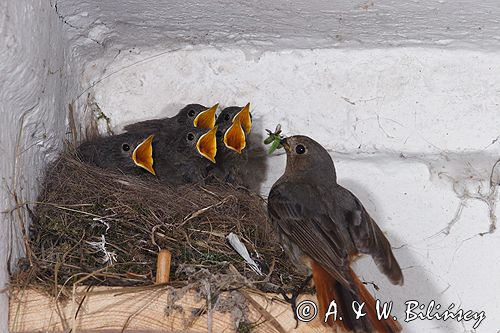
76,127,218,185
123,103,218,137
211,103,252,185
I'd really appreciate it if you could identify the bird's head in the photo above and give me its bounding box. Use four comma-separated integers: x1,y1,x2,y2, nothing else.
178,127,218,163
280,135,337,182
179,103,218,129
77,133,156,175
216,103,252,153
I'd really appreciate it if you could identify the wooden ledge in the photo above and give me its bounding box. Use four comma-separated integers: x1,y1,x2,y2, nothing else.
9,286,329,333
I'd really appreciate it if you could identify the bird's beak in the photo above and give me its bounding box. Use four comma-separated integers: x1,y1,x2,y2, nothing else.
233,102,252,135
280,137,290,151
193,103,218,129
132,135,156,175
196,127,218,163
224,116,246,154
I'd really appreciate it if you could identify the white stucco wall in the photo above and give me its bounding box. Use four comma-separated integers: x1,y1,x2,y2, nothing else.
56,0,500,58
0,1,79,330
1,0,500,332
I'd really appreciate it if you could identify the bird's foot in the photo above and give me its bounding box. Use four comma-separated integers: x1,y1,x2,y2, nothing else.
280,275,312,328
280,289,300,328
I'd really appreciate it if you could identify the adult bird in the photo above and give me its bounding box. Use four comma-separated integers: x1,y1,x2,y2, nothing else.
267,135,403,333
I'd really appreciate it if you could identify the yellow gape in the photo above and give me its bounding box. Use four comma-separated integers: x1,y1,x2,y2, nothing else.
224,117,246,154
196,127,218,163
193,103,218,129
233,102,252,135
132,135,156,175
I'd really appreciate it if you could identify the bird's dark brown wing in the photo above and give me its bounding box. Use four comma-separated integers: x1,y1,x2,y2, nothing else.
336,186,404,285
268,181,353,289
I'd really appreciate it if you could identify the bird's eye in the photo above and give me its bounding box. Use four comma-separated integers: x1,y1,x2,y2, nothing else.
188,109,196,117
122,143,130,151
187,133,195,141
224,114,231,121
295,144,306,154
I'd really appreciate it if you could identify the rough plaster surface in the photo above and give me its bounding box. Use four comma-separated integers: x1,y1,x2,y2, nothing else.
0,0,78,330
57,0,500,63
84,47,500,332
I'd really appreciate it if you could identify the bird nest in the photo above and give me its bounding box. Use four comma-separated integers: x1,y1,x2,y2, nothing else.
12,149,307,298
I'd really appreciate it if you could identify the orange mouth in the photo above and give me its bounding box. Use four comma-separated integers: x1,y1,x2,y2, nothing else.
196,127,218,163
132,135,156,175
223,117,246,153
193,103,218,129
233,102,252,135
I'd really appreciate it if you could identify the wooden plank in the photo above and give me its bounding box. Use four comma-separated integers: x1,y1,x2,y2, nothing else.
9,287,330,333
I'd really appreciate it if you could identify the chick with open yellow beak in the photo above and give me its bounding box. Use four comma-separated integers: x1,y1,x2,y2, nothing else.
76,124,220,184
124,103,218,140
193,103,218,129
232,103,251,135
134,127,218,184
223,117,246,154
131,134,156,175
76,132,157,176
216,103,252,153
196,127,218,163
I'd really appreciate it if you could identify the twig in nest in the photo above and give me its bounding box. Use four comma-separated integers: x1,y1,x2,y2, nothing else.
150,225,162,251
180,196,234,227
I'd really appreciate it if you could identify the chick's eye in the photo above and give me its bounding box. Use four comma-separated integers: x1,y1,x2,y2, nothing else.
224,114,231,121
187,133,195,141
122,143,130,151
295,144,306,154
188,109,196,117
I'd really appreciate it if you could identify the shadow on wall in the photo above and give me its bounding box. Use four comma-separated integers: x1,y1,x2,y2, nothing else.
245,116,268,194
341,179,458,333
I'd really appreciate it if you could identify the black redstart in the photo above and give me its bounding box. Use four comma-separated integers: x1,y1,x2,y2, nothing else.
267,135,403,333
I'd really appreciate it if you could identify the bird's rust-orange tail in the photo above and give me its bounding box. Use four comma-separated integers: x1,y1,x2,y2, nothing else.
311,261,401,333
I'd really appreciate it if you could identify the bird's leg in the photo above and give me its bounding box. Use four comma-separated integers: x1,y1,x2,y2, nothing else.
280,290,300,328
280,275,313,328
